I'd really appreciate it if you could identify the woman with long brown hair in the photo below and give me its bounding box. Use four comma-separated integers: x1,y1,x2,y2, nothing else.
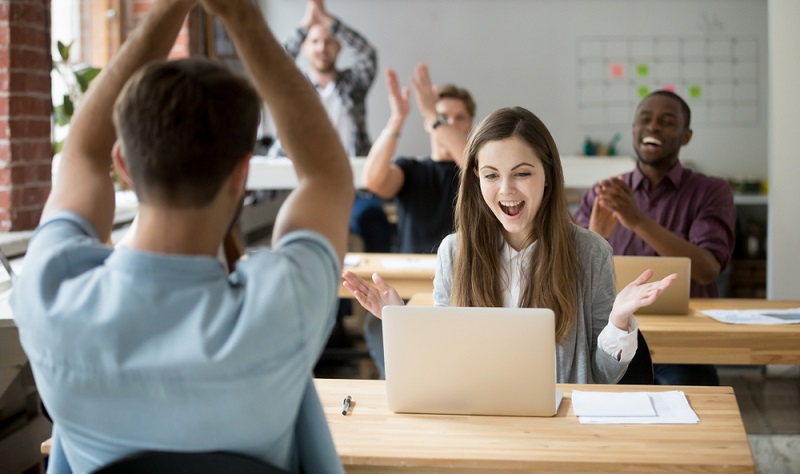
343,106,675,383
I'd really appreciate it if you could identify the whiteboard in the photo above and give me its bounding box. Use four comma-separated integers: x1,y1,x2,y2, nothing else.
261,0,767,181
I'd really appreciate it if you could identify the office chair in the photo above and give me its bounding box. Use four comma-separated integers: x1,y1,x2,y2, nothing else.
618,330,654,385
92,451,288,474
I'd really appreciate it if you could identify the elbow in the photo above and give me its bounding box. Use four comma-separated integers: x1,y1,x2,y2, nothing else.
691,262,722,285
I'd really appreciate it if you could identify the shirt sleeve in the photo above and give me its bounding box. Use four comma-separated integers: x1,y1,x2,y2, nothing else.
330,17,377,91
688,178,736,270
283,25,307,59
432,234,456,306
268,230,341,361
597,316,640,363
574,185,598,228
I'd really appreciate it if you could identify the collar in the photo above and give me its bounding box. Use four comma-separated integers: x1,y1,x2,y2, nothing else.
502,239,536,263
632,161,684,191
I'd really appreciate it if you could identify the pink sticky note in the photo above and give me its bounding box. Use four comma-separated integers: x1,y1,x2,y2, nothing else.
610,63,625,78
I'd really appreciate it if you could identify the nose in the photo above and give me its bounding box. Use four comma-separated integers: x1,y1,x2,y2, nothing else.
499,176,514,195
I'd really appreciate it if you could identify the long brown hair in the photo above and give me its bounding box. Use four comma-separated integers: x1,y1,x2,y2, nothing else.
451,107,579,341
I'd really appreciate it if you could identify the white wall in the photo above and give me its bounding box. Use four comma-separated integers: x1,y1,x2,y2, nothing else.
262,0,768,181
767,0,800,299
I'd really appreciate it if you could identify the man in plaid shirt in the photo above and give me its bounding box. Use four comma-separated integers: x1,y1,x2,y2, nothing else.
270,0,391,254
269,0,376,158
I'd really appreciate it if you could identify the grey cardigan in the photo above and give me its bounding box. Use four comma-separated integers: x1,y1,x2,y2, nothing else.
433,224,629,384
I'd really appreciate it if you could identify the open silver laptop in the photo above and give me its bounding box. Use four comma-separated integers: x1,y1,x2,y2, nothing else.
381,306,563,417
613,256,691,315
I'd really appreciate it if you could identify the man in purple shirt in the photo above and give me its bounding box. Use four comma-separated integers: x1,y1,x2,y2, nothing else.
575,90,736,386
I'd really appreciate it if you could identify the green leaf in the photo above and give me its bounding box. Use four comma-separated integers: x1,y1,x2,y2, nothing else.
75,67,102,92
53,140,64,155
53,105,69,126
57,40,73,61
63,95,74,117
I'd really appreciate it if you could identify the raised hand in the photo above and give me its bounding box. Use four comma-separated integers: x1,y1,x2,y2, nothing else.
342,271,404,318
609,269,677,329
386,68,410,121
410,62,439,122
300,0,331,29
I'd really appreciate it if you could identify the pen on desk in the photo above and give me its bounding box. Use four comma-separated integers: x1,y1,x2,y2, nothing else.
342,395,352,416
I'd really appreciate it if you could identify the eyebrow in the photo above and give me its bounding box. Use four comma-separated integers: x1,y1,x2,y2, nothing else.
637,109,678,119
479,162,536,171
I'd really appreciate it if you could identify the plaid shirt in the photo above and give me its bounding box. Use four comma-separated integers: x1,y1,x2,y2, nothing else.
271,17,377,157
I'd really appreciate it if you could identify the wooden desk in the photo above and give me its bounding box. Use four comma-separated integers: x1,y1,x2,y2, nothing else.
339,253,436,299
42,379,753,472
407,293,800,365
638,298,800,365
318,378,752,472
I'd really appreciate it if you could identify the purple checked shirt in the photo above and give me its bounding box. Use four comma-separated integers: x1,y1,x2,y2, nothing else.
575,162,736,298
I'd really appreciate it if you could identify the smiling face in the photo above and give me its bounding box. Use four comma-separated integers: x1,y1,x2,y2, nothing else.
475,137,547,250
632,94,692,171
302,24,341,74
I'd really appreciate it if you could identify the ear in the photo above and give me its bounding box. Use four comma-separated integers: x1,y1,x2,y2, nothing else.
227,154,252,198
111,141,135,190
681,128,693,146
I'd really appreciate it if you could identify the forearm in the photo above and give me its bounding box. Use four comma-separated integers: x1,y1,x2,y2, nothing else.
631,217,721,284
66,0,194,166
50,0,196,239
332,17,377,82
282,26,306,58
362,115,404,196
433,127,468,167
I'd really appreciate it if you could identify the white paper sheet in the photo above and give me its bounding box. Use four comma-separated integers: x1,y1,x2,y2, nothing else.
572,390,655,417
574,391,699,424
700,308,800,325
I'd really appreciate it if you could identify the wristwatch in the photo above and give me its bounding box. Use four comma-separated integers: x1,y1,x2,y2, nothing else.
430,114,448,130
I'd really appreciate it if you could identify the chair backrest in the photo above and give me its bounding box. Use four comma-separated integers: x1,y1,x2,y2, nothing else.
617,330,654,385
93,451,288,474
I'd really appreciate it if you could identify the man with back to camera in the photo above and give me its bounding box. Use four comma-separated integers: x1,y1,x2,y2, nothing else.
269,0,391,253
359,63,476,376
575,90,736,386
11,0,352,472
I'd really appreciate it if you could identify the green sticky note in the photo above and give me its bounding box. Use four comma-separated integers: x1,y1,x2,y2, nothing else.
689,85,703,99
637,86,650,98
636,64,649,77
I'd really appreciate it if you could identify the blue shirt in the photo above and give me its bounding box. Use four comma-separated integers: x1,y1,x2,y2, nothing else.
12,211,342,473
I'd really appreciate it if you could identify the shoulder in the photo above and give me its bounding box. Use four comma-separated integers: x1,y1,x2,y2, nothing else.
438,233,458,252
242,230,339,283
682,168,733,195
572,224,612,265
436,233,458,266
22,210,105,274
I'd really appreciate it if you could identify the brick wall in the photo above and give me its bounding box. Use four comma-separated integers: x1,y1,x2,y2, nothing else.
0,0,52,231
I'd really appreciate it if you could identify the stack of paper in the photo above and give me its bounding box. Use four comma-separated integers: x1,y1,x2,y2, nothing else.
572,390,699,424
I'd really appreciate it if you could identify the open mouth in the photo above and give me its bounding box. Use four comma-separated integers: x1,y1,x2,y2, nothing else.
499,201,525,217
641,137,662,149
